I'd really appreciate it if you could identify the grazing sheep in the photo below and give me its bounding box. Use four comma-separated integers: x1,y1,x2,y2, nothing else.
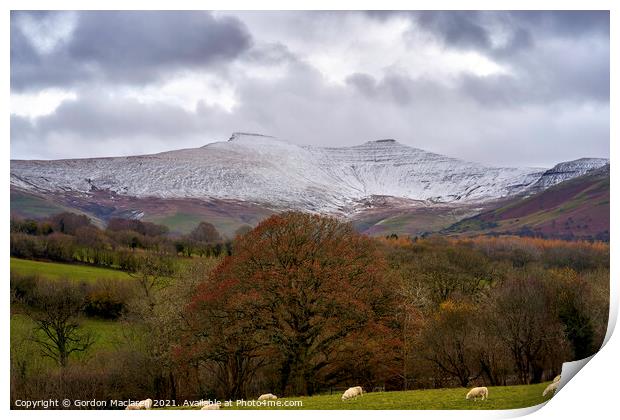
341,386,363,401
466,387,489,401
126,398,152,410
258,393,278,401
543,381,559,397
553,375,561,384
200,403,221,410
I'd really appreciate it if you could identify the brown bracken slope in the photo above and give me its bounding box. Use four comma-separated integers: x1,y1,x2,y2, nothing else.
443,165,610,241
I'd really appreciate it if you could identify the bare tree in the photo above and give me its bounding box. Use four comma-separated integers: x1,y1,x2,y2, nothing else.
489,276,570,384
28,280,94,368
418,301,480,387
126,253,176,307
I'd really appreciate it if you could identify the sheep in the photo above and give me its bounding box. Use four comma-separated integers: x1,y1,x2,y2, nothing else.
553,375,561,384
543,381,559,397
200,403,221,410
138,399,153,410
466,386,489,401
125,398,152,410
341,386,363,401
258,393,278,401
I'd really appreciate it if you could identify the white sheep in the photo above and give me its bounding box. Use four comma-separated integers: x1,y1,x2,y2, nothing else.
543,381,559,397
125,398,152,410
200,403,221,410
258,393,278,401
138,398,153,410
341,386,363,401
466,386,489,401
553,375,561,384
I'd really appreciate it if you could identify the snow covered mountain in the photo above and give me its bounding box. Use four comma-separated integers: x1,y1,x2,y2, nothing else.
527,158,611,193
10,133,609,215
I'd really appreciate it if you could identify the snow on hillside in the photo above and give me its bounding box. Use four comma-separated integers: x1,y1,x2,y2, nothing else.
527,158,611,193
9,133,609,214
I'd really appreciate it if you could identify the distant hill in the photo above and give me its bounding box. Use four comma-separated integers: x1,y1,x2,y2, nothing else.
10,132,608,238
443,165,610,241
11,133,607,215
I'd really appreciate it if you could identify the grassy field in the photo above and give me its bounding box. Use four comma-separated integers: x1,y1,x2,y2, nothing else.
172,383,553,410
144,211,258,237
11,314,134,350
10,313,137,371
11,191,72,219
145,212,207,235
10,257,132,282
10,190,105,226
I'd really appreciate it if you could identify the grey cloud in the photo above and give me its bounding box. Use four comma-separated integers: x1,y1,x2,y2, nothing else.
10,11,610,167
367,11,531,55
406,11,607,55
11,11,252,91
243,42,298,66
345,73,376,97
510,10,609,38
415,11,494,51
459,37,609,106
13,93,230,143
369,11,609,107
345,73,450,106
11,59,609,167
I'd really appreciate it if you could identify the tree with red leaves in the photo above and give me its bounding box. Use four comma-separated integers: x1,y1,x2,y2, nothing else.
184,212,402,397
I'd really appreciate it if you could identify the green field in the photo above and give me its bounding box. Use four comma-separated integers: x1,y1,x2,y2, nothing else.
11,314,133,352
144,211,262,237
10,191,71,219
172,382,552,410
145,212,207,235
10,190,105,226
10,257,132,282
10,313,139,372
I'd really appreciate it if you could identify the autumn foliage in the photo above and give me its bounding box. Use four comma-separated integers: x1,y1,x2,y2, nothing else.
10,211,609,404
183,212,402,397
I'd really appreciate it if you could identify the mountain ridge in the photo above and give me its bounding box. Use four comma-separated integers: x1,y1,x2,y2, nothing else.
10,134,609,217
443,164,610,240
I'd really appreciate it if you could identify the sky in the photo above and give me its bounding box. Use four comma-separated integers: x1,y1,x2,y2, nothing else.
10,10,609,167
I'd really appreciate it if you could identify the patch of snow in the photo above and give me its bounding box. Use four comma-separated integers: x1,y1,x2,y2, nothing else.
10,135,609,215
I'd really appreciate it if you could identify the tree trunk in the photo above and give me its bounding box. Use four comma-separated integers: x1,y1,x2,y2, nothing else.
169,371,177,400
278,356,293,396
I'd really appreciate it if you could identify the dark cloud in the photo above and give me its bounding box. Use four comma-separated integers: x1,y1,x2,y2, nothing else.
510,10,609,38
12,55,608,167
405,11,608,55
415,11,494,51
10,11,609,167
368,11,610,107
367,10,531,56
11,11,252,90
459,35,609,106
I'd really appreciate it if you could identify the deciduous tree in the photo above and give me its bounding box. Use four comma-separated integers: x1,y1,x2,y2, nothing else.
27,280,94,368
186,212,401,397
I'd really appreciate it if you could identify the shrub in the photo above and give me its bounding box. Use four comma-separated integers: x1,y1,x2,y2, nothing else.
84,288,125,319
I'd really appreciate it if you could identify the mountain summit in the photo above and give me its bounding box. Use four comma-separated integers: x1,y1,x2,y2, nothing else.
10,134,608,215
227,132,277,142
